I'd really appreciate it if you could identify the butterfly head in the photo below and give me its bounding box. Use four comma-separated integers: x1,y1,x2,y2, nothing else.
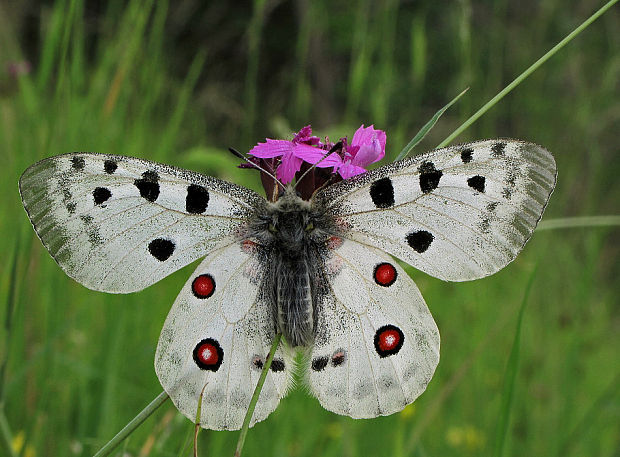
247,187,336,256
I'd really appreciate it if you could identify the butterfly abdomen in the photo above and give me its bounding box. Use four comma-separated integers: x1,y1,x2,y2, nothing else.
274,254,315,346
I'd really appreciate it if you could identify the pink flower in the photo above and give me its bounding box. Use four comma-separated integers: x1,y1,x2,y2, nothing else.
310,125,386,179
248,125,324,183
248,124,386,184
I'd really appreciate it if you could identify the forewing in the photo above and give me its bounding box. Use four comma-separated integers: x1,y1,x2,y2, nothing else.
315,140,556,281
19,153,264,293
155,241,292,430
307,239,440,418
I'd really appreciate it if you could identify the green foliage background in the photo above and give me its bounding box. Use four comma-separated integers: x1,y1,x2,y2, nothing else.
0,1,618,456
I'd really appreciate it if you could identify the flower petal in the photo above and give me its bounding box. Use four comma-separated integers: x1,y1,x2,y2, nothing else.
292,143,341,167
276,154,303,184
337,163,368,179
350,125,386,167
351,138,383,167
352,124,385,152
248,139,293,158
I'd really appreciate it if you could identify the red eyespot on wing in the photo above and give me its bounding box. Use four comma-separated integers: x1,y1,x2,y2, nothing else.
193,338,223,371
192,274,215,299
374,325,404,357
374,262,397,287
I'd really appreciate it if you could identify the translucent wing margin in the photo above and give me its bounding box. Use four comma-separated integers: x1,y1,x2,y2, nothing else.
307,239,440,418
315,140,556,281
155,241,292,430
19,153,264,293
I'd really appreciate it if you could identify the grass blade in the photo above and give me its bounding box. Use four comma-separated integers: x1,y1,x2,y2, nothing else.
493,265,538,457
394,88,468,161
92,390,169,457
537,215,620,230
234,333,282,457
437,0,619,148
0,237,20,405
0,236,19,457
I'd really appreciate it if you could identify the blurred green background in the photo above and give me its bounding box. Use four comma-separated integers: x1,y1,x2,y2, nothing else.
1,1,618,456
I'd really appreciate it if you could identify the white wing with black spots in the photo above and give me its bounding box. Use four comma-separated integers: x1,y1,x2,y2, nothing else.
307,239,439,418
19,153,265,293
155,241,293,430
315,139,556,281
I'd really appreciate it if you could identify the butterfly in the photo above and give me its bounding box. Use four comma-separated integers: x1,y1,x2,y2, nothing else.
19,139,556,430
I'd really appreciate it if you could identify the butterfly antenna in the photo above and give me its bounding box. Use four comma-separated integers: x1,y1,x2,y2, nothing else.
294,141,342,190
229,147,285,190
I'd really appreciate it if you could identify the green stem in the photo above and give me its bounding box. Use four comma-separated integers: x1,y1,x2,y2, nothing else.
437,0,619,148
234,333,282,457
193,383,208,457
537,215,620,231
92,390,169,457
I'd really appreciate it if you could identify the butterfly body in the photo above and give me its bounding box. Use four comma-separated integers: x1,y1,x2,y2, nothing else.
244,187,338,347
19,139,556,429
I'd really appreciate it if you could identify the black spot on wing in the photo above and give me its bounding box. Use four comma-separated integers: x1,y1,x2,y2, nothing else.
369,177,395,208
104,160,118,174
270,358,285,372
311,356,329,372
406,230,433,253
467,175,486,193
71,156,85,170
186,184,210,214
134,170,160,202
148,238,175,261
252,356,264,371
460,148,473,163
331,350,346,367
419,161,442,193
492,142,506,157
93,187,112,205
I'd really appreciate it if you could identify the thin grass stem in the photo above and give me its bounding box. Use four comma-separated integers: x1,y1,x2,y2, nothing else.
234,333,282,457
537,215,620,230
493,264,538,457
437,0,619,148
92,390,169,457
395,88,469,161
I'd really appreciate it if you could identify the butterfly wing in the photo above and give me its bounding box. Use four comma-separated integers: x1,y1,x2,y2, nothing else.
155,241,292,430
19,153,264,293
315,139,556,281
307,239,439,418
